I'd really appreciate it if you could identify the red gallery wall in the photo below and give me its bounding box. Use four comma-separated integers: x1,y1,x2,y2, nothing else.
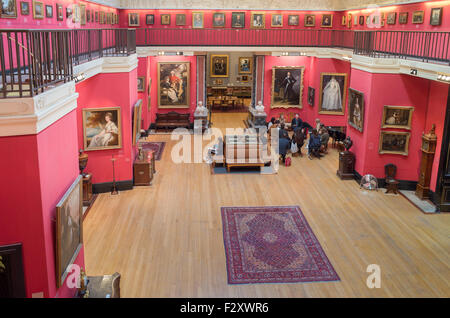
0,0,118,29
76,70,139,185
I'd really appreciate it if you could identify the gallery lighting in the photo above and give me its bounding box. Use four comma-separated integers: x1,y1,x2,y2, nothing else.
342,56,352,61
437,73,450,83
158,51,184,56
74,73,86,83
273,52,307,57
410,69,418,76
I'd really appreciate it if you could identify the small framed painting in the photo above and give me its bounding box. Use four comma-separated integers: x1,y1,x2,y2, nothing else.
359,15,364,25
231,12,245,28
176,13,185,26
128,12,139,26
213,12,225,27
86,9,90,22
381,106,414,130
20,1,29,16
430,8,442,26
321,14,333,27
83,107,122,151
288,15,299,26
341,15,346,26
161,14,170,25
271,14,283,27
1,0,17,18
412,11,424,24
386,12,396,25
304,14,315,27
95,11,98,23
379,131,411,156
399,12,408,24
45,4,52,18
348,88,365,132
80,4,85,25
238,57,252,74
132,100,143,146
251,12,265,28
192,11,204,28
146,14,154,25
210,55,229,77
137,76,145,92
32,1,43,19
66,6,72,20
308,87,315,106
347,14,352,28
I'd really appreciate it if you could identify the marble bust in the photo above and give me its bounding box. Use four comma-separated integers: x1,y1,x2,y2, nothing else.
194,101,208,116
255,101,265,114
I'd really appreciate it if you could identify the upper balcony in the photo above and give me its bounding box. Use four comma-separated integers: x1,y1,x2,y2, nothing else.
1,27,449,99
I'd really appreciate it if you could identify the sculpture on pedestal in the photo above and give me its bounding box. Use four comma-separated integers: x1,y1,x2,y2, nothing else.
194,101,208,116
255,101,265,114
78,149,88,177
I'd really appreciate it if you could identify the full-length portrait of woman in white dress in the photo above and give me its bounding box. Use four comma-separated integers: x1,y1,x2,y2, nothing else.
322,76,342,110
88,112,118,148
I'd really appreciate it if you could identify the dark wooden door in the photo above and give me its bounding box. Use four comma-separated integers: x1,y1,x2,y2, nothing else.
0,244,26,298
437,86,450,212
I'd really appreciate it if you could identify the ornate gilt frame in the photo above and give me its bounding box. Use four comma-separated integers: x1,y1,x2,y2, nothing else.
271,66,304,109
318,73,348,115
379,131,411,156
82,107,122,151
250,12,265,29
381,105,414,130
157,62,190,109
210,55,229,78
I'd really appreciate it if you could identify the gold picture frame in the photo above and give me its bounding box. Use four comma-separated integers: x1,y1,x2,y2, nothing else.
157,62,190,109
56,175,83,288
73,4,80,23
192,11,204,28
132,100,143,146
304,14,315,27
1,0,17,18
318,73,348,115
430,7,443,26
32,0,44,19
271,66,304,109
161,14,170,25
210,55,229,78
381,106,414,130
238,57,252,74
348,88,365,132
251,12,265,28
83,107,122,151
321,14,333,27
128,12,139,26
271,14,283,27
137,76,145,92
412,10,424,24
379,131,411,156
80,4,86,25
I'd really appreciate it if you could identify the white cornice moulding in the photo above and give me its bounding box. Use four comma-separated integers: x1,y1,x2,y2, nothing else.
102,54,139,73
0,82,78,137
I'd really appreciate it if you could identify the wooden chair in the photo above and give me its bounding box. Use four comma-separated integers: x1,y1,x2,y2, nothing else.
385,163,399,194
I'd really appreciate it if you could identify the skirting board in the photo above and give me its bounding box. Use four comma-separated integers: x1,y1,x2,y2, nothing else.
93,180,133,194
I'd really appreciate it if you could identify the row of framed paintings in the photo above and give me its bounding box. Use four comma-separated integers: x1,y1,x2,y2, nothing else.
128,12,334,28
210,55,252,77
0,0,118,25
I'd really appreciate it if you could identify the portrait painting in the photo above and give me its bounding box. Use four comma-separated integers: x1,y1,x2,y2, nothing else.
347,14,352,28
387,12,397,25
319,73,348,115
80,4,85,25
430,8,442,26
288,15,299,26
271,66,304,109
210,55,229,77
238,57,252,74
321,14,333,27
99,11,104,24
94,11,98,22
379,131,410,156
354,15,358,25
231,12,245,28
86,9,90,22
161,14,170,25
83,107,122,151
412,10,424,24
128,12,139,26
137,76,145,92
20,1,28,16
381,106,414,130
45,4,51,18
146,14,154,25
176,13,186,26
66,6,72,20
158,62,190,109
55,4,63,21
359,15,364,25
192,12,204,28
32,0,43,19
348,88,365,132
1,0,17,18
56,175,83,288
271,14,283,27
399,12,408,24
251,12,265,28
341,15,346,26
304,14,315,27
106,12,111,24
308,87,315,106
132,100,143,146
213,12,225,27
73,4,80,23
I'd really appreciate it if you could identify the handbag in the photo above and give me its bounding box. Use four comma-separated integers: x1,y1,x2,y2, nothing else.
291,141,298,153
285,157,291,167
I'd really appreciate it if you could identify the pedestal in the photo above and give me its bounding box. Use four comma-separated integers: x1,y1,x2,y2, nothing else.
82,173,94,207
247,108,267,131
193,114,208,133
337,151,355,180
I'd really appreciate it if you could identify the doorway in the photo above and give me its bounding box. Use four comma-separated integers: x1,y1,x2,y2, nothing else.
0,243,26,298
436,86,450,212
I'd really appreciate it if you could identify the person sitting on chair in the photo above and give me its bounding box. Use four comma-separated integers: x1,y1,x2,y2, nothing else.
279,114,286,126
291,114,303,132
315,118,322,131
279,134,291,163
279,123,290,140
267,117,276,130
308,129,322,160
293,128,306,157
319,127,330,154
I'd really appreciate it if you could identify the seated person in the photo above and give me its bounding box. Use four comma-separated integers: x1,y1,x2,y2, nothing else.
319,127,330,154
279,114,286,126
278,134,291,163
291,114,303,132
279,123,290,140
308,129,322,160
267,117,276,130
293,128,306,157
315,118,322,131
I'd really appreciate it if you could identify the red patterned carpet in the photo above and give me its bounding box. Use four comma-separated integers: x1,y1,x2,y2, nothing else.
140,142,166,161
221,206,340,284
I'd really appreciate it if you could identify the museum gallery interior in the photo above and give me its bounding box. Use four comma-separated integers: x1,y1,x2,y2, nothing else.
0,0,449,299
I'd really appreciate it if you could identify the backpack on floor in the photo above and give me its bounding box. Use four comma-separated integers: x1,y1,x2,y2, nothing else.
285,157,292,167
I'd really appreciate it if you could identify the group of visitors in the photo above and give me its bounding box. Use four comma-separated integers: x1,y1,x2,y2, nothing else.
267,114,330,163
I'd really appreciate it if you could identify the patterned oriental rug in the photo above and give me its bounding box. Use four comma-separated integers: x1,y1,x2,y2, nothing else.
139,142,166,161
221,206,340,284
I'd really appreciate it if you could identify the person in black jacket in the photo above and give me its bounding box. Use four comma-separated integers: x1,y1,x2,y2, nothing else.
291,113,303,132
308,129,322,160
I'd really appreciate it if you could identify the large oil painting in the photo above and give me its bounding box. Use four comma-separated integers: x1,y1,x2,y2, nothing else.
379,131,410,156
83,107,122,151
56,175,83,288
319,73,348,115
210,55,229,77
381,106,414,130
1,0,17,18
132,100,143,146
158,62,190,108
271,66,304,109
348,88,365,132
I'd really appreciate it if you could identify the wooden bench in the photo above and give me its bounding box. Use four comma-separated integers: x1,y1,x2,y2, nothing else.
155,112,190,131
223,135,264,172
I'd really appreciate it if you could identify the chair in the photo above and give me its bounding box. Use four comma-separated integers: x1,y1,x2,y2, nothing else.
385,164,399,194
